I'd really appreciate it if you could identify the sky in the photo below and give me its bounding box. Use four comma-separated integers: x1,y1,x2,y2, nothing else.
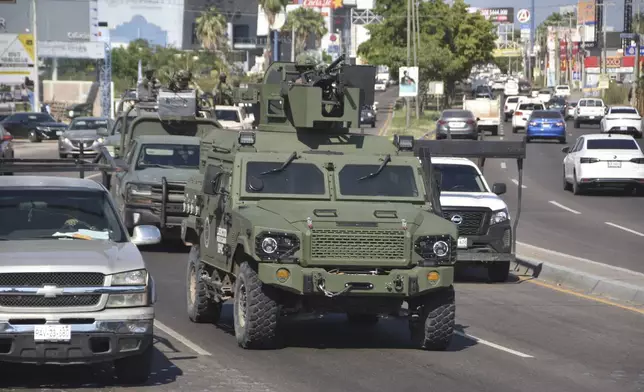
465,0,628,30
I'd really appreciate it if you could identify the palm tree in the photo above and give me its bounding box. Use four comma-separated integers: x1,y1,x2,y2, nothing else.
258,0,289,66
195,6,228,54
282,7,328,57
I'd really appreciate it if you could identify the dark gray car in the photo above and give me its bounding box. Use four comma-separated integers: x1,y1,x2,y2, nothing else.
436,109,478,140
58,117,113,158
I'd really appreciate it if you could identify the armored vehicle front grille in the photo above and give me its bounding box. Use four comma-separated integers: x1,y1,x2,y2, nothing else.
310,229,406,260
0,273,105,287
152,182,186,204
0,295,101,308
442,209,487,236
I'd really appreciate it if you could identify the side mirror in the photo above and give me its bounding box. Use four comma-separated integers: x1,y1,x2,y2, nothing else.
114,158,128,170
476,117,480,121
130,225,162,246
561,146,570,153
97,127,108,136
492,182,507,195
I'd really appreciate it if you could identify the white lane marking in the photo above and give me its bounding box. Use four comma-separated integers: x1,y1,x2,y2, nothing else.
454,331,534,358
604,222,644,237
548,200,581,215
510,179,527,188
154,320,212,356
500,161,507,169
517,241,644,277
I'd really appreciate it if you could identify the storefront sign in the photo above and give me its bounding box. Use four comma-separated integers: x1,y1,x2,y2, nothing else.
67,32,91,41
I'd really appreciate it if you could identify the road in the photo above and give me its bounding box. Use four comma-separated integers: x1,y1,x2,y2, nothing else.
5,138,644,391
478,97,644,273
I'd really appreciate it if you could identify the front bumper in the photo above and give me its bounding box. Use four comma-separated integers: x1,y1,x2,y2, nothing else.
360,116,376,125
455,222,514,263
0,308,153,364
258,264,454,298
58,140,100,155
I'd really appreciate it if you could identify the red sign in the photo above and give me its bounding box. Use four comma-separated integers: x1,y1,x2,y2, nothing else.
572,42,579,55
559,40,567,60
330,34,337,42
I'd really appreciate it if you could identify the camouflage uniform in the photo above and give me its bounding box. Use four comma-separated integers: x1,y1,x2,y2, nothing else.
138,67,160,99
214,73,234,106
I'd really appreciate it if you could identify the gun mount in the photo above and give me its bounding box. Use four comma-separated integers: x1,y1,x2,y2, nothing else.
235,55,376,132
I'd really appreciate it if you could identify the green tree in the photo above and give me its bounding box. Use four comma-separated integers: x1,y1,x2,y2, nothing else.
282,7,328,57
258,0,290,68
358,0,496,105
195,6,228,54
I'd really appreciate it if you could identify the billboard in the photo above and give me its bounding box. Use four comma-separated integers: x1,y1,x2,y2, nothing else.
469,8,515,23
577,0,596,45
0,33,35,84
398,66,418,97
100,0,185,48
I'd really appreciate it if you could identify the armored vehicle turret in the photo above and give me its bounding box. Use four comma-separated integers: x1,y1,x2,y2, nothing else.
181,55,459,350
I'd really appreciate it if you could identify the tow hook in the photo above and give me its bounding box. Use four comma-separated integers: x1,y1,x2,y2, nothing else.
313,274,352,298
393,275,404,292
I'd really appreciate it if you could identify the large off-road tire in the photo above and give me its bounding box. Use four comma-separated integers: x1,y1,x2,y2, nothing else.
233,261,281,349
487,261,510,283
346,313,379,325
186,245,222,324
114,345,153,385
410,286,455,351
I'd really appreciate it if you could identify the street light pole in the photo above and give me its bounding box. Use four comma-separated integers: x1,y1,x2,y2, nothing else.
31,0,40,112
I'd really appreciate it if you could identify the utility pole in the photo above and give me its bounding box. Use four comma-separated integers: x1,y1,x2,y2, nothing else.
31,0,40,112
406,0,411,129
601,2,610,75
415,0,421,115
636,1,641,89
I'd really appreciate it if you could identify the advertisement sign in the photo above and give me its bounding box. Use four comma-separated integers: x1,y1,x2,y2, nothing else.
475,8,515,23
559,40,567,60
577,0,596,24
517,9,531,24
0,33,34,83
624,46,644,56
493,48,522,57
38,41,105,60
398,66,418,97
292,0,343,8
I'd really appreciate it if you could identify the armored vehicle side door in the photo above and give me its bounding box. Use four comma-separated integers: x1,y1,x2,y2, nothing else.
201,164,233,269
112,140,138,212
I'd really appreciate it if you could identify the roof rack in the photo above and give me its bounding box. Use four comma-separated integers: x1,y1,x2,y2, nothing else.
0,146,119,188
413,137,527,258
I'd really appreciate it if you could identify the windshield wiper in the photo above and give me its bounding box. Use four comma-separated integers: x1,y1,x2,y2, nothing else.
260,151,298,175
358,154,391,181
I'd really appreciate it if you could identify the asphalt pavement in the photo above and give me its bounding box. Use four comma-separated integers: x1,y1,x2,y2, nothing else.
478,96,644,274
6,133,644,391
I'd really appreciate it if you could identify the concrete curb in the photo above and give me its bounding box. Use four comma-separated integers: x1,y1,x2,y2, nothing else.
512,256,644,306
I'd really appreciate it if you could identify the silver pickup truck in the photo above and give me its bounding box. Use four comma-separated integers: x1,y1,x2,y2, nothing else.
0,172,161,384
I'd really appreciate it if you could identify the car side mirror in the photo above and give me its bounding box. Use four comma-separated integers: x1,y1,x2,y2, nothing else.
561,146,570,153
114,158,128,170
97,127,108,137
492,182,506,195
131,225,162,246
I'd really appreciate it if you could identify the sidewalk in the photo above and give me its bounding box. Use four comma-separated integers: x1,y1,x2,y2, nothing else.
513,242,644,306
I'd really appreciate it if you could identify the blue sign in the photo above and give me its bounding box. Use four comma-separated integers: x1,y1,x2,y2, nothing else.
621,33,637,39
624,46,644,56
573,72,581,81
520,23,530,30
327,45,340,54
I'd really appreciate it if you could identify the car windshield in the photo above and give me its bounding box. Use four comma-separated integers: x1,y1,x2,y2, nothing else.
507,97,519,103
586,139,639,150
569,102,578,107
0,189,126,242
518,103,544,110
610,108,638,114
136,144,200,169
26,113,55,123
338,164,419,197
245,161,326,195
532,111,562,119
215,110,240,122
434,164,486,193
69,118,110,130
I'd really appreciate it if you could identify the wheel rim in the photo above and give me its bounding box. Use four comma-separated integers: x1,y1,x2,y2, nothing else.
188,266,197,306
237,282,248,328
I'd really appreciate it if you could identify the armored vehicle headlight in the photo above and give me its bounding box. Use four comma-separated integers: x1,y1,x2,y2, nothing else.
111,269,148,285
255,232,301,262
489,209,509,225
414,235,456,265
238,131,256,145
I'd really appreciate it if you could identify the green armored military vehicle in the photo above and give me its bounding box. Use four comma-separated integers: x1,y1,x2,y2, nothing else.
181,55,459,350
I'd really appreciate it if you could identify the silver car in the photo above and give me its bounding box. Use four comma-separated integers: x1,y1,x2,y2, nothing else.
58,117,113,158
436,109,479,140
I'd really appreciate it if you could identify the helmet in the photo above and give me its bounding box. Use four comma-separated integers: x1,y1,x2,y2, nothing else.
177,69,191,80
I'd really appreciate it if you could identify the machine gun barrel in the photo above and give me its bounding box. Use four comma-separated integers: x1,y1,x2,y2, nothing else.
324,54,345,73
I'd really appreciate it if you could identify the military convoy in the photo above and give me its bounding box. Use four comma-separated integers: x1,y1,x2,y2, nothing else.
179,55,463,350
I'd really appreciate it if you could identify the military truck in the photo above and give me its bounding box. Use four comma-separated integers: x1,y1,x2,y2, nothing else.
104,73,221,240
181,55,459,350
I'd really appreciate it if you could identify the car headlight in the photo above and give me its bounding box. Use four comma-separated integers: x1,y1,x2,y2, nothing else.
254,231,300,262
367,113,373,117
107,269,149,308
127,183,153,204
414,235,456,266
68,110,74,117
63,137,70,144
489,209,509,225
96,137,105,144
529,121,538,126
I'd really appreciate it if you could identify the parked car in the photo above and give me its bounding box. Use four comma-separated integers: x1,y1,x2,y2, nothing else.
436,109,478,140
0,112,67,142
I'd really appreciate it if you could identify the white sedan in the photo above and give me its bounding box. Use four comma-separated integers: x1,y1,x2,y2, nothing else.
562,133,644,195
600,106,643,139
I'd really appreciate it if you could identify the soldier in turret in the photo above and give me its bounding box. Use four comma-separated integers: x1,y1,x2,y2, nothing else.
139,66,160,100
214,73,234,106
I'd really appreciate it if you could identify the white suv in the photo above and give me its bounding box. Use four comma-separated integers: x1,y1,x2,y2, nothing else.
503,96,520,122
554,85,571,97
512,100,545,133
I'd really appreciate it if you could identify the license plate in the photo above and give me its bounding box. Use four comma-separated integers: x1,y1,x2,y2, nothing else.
589,116,595,119
457,237,468,249
621,126,627,130
56,131,63,136
542,124,550,128
449,121,465,127
607,161,621,168
34,325,71,342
